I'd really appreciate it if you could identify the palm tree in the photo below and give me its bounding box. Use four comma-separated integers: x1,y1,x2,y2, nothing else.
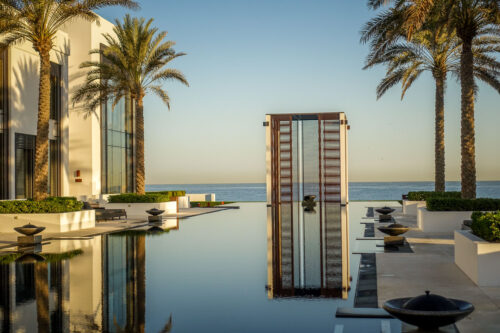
362,13,500,192
363,24,461,192
0,0,138,201
73,15,188,195
365,0,500,198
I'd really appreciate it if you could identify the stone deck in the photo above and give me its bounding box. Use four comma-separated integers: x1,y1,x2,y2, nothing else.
0,207,228,250
375,207,500,333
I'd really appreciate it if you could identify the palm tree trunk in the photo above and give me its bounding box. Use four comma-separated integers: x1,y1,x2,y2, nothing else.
135,96,145,195
35,263,50,333
33,51,51,201
460,37,476,199
434,75,445,192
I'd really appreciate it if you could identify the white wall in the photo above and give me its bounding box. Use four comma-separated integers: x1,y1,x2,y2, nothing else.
6,31,70,198
63,16,116,198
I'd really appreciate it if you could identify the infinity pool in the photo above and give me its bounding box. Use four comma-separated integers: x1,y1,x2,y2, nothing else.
0,202,379,332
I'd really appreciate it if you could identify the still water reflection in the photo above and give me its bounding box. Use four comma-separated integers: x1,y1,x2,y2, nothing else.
0,203,359,332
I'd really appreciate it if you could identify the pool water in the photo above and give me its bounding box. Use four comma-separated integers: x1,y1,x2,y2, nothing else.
0,202,382,332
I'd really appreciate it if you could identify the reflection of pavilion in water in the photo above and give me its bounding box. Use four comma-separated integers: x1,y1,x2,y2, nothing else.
265,112,350,299
267,203,350,299
0,218,178,332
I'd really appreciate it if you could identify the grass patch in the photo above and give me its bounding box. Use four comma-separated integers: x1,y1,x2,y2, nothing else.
0,197,83,214
0,249,83,264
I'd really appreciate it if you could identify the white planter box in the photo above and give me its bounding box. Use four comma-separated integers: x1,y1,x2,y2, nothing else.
0,210,95,233
104,201,177,219
402,200,426,216
455,230,500,286
187,193,215,202
417,207,472,233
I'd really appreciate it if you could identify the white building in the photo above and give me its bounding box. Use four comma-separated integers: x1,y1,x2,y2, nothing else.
0,16,134,200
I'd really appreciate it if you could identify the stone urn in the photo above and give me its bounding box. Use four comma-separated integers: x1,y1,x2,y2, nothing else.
146,208,165,223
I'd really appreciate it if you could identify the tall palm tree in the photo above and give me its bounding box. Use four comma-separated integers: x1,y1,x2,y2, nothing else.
0,0,138,201
362,13,500,192
364,24,461,192
73,15,188,195
366,0,500,198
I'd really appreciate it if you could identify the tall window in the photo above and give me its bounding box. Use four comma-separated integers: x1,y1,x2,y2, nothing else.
15,134,35,199
0,49,7,199
48,63,61,196
101,97,134,194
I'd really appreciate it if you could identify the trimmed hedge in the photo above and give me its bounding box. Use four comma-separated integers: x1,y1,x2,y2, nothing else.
190,201,233,208
108,193,171,203
407,191,461,201
471,211,500,242
147,191,186,197
0,197,83,214
427,198,500,212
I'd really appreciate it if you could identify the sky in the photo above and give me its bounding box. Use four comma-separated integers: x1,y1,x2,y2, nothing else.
97,0,500,184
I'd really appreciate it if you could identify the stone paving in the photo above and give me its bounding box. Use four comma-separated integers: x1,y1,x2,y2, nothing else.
0,207,228,250
375,207,500,333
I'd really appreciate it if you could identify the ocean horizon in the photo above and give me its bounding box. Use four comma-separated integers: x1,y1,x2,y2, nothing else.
146,181,500,202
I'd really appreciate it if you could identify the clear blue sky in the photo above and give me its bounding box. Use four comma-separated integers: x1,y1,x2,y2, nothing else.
97,0,500,184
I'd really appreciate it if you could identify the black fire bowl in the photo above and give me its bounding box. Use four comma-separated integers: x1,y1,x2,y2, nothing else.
376,207,396,215
14,224,46,236
146,209,165,216
383,298,474,330
378,223,410,236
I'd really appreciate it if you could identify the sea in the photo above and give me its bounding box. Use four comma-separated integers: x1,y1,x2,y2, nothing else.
146,181,500,202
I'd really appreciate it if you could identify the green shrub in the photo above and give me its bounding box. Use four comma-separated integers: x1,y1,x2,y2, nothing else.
426,198,500,211
0,197,83,214
471,211,500,242
108,193,171,203
147,190,186,198
406,191,461,201
190,201,233,208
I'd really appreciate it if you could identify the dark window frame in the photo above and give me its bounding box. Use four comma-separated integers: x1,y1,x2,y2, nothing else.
49,62,62,196
0,47,9,199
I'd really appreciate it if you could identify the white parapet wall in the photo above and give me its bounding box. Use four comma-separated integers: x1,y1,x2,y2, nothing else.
187,194,216,202
0,210,95,233
177,196,190,209
455,230,500,286
403,200,426,216
104,201,177,219
417,207,472,233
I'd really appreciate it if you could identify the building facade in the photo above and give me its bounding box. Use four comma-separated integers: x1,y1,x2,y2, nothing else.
0,16,134,200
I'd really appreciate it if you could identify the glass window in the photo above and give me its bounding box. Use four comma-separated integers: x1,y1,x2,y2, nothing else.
15,134,35,199
102,96,134,194
0,50,7,199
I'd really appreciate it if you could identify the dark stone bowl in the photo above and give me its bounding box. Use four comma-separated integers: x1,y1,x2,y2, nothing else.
383,298,474,330
14,224,46,236
303,195,316,202
378,223,409,236
376,207,395,215
146,209,165,216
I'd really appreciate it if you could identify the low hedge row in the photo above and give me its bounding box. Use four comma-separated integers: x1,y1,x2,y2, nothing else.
427,198,500,211
471,211,500,242
147,191,186,197
407,191,461,201
0,197,83,214
108,193,171,203
190,201,233,208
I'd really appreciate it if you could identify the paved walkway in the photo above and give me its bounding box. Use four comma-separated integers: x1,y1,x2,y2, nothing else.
0,207,228,250
374,207,500,333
